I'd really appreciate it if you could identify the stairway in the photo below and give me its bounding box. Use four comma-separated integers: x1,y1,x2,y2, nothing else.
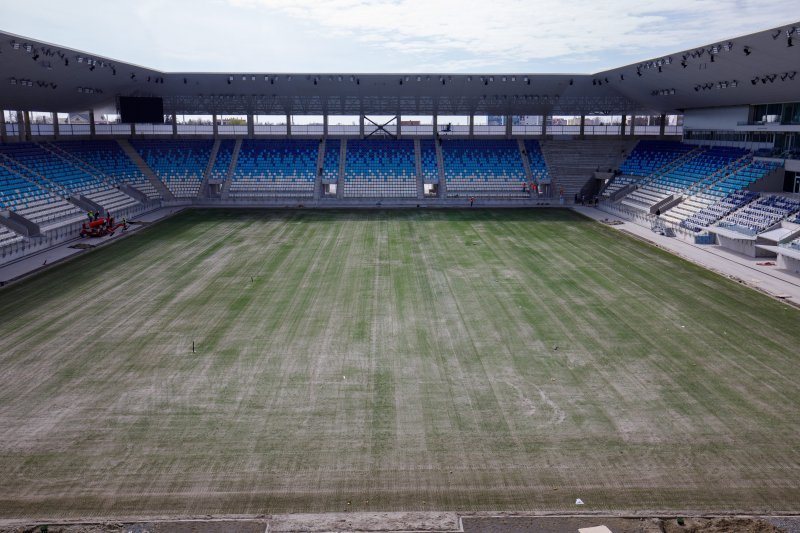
220,138,242,199
117,139,174,200
337,139,346,199
414,139,424,199
517,139,533,183
540,139,635,201
198,138,221,198
435,138,447,198
314,139,325,200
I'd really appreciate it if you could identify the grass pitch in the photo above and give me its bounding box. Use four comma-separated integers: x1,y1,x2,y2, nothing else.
0,208,798,519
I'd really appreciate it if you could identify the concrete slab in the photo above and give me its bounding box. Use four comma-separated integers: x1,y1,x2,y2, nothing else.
0,206,185,286
578,206,800,305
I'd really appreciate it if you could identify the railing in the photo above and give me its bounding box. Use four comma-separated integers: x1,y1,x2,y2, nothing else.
2,122,686,139
290,125,324,135
95,124,134,135
327,125,360,135
55,124,91,135
633,125,661,135
401,125,434,135
253,125,287,135
29,124,55,135
364,124,397,135
471,125,506,135
217,125,247,135
133,124,173,135
511,125,543,135
583,125,615,135
547,125,581,135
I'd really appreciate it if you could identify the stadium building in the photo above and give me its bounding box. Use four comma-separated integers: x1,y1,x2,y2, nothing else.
1,16,800,532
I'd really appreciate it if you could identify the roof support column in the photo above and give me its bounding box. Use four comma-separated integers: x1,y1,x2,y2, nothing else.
247,114,254,138
359,115,364,138
659,114,666,136
88,110,95,138
0,112,6,143
212,114,218,136
23,111,32,141
541,115,547,137
620,114,627,136
286,114,291,137
323,113,328,137
171,114,178,138
469,115,474,138
432,114,438,136
579,115,585,138
17,111,24,141
397,113,402,139
629,115,636,136
52,112,59,139
505,115,512,138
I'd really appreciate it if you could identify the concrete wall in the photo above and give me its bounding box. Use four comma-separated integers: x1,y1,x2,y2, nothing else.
716,234,758,257
778,253,800,273
683,106,749,130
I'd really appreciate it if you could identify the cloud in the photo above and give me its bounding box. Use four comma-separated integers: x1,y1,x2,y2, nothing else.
0,0,796,72
229,0,797,70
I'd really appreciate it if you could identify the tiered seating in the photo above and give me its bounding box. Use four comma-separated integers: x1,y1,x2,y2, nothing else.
621,146,745,211
84,188,139,213
52,140,160,199
789,238,800,251
343,139,416,198
0,162,82,225
442,140,527,198
0,143,109,196
703,160,781,200
618,140,694,177
229,139,317,198
209,139,235,182
601,175,640,198
680,190,759,232
420,140,439,183
322,139,340,184
0,225,23,247
523,140,550,183
131,139,213,198
719,195,800,234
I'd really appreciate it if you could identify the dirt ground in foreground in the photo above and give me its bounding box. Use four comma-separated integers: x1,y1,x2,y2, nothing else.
2,515,798,533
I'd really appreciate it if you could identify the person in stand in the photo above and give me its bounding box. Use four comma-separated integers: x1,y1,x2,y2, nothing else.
655,208,661,217
86,211,93,222
94,210,100,221
469,196,475,207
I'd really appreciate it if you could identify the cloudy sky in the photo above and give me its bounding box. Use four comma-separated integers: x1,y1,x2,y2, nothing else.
0,0,796,73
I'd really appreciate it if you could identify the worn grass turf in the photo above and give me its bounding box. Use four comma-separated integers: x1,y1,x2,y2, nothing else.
0,208,798,519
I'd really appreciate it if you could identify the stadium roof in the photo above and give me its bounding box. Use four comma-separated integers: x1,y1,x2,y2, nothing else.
1,23,798,117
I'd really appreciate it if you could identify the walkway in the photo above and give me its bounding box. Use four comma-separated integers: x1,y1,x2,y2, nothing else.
575,206,800,305
0,206,186,285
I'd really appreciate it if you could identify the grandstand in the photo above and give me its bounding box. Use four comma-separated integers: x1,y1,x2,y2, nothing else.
344,139,417,198
229,139,318,198
441,139,528,198
131,139,213,198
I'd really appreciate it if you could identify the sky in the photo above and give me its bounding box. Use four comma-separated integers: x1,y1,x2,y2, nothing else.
0,0,797,74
